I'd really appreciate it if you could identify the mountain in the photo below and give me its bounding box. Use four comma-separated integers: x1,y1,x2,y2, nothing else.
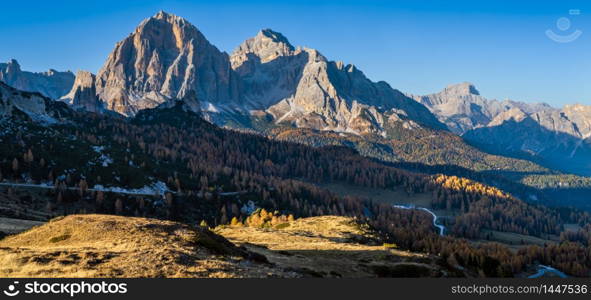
463,105,591,176
0,59,74,99
410,82,591,176
0,81,72,124
409,82,551,134
82,12,443,134
58,12,590,200
83,11,590,181
61,71,102,112
94,11,239,116
231,29,444,134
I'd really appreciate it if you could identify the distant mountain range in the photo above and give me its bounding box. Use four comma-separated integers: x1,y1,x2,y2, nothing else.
0,59,74,100
1,11,590,177
410,82,591,175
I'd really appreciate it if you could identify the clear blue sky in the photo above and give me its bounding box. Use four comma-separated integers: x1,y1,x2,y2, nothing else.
1,0,589,107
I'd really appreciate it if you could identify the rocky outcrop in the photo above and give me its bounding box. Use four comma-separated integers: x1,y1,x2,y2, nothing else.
61,71,101,112
0,82,63,124
562,104,591,138
231,29,443,135
0,59,74,99
95,11,239,116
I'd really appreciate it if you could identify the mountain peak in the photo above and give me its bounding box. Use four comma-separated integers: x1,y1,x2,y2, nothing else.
136,11,190,32
96,11,236,116
152,10,183,22
3,59,21,72
257,29,294,49
444,82,480,96
231,29,296,69
7,58,20,67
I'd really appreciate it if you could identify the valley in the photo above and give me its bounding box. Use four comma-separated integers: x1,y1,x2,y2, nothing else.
0,10,590,279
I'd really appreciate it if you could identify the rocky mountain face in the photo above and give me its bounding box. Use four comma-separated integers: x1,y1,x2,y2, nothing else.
411,83,591,175
0,59,74,100
29,11,589,175
231,29,444,135
0,81,69,124
409,82,551,134
410,82,591,175
463,108,591,176
94,11,239,117
69,11,442,135
61,71,102,112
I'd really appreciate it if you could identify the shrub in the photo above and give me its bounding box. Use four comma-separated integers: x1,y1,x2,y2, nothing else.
49,234,71,243
274,223,290,230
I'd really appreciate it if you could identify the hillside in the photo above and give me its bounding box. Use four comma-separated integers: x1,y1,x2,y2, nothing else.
216,215,461,277
0,214,288,278
263,120,591,206
0,214,457,278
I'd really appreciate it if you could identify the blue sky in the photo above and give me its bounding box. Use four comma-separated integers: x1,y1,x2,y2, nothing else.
0,0,589,107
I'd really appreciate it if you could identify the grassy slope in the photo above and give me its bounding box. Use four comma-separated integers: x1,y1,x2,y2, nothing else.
216,216,464,278
0,214,461,278
0,214,286,278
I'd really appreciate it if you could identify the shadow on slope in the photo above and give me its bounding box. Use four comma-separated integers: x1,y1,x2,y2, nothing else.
463,117,591,177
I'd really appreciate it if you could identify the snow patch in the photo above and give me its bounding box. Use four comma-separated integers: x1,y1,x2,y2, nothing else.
99,154,113,167
92,181,170,196
91,145,113,167
201,102,220,113
92,146,105,153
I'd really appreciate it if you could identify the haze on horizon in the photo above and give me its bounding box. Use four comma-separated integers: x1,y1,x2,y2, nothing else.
0,0,589,107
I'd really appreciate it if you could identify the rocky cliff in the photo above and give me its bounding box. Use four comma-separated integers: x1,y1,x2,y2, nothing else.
95,11,239,116
231,29,444,135
61,71,102,112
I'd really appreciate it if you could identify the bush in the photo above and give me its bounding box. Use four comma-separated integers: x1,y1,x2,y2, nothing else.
274,223,290,230
382,243,398,249
49,234,71,243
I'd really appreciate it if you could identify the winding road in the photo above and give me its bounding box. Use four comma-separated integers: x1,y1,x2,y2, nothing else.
392,204,445,236
391,204,571,278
